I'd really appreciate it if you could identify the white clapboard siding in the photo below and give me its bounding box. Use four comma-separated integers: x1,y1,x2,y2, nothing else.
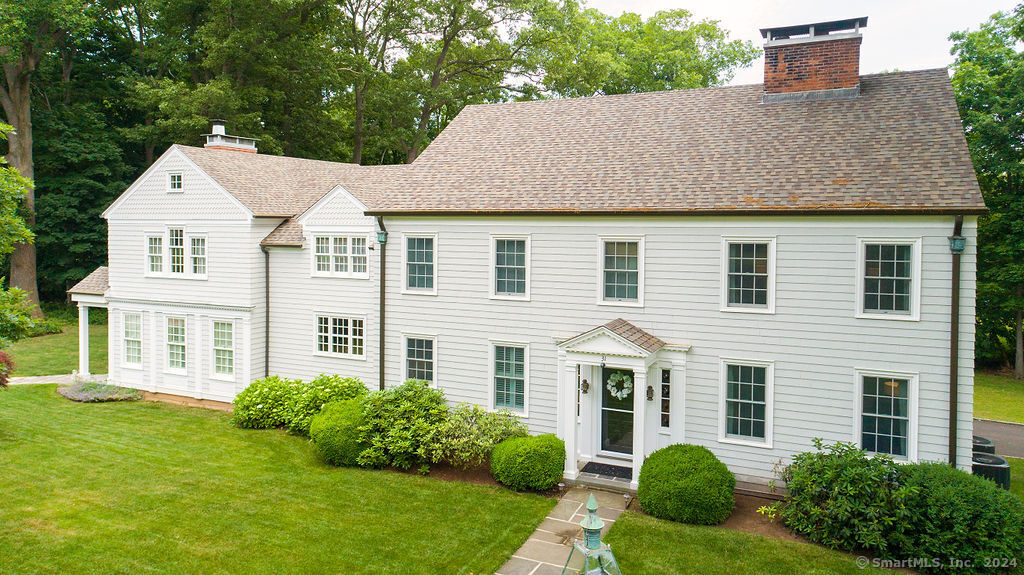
377,215,977,480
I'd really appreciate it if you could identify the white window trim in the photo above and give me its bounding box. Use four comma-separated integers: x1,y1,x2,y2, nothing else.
308,232,372,279
855,237,922,321
403,333,438,387
489,234,531,301
144,227,208,280
312,312,368,361
596,235,645,308
853,368,919,462
121,311,143,370
488,339,530,418
718,357,774,449
720,236,777,314
401,233,438,296
164,316,187,375
167,171,183,193
210,319,236,382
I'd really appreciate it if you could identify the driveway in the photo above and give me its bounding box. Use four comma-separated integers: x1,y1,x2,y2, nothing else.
975,418,1024,458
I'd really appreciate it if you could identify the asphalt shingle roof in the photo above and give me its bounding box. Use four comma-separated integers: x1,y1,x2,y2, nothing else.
602,318,666,354
68,266,109,295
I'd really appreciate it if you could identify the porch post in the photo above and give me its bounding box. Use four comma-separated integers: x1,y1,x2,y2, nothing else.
561,353,579,480
631,369,647,489
78,304,90,378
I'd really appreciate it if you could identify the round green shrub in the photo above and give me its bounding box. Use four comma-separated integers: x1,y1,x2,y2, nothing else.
900,462,1024,572
230,375,301,429
637,444,735,525
286,374,368,435
421,403,528,470
310,399,368,467
357,379,450,469
490,434,565,491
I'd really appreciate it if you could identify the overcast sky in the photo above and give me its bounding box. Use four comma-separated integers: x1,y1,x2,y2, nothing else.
583,0,1018,85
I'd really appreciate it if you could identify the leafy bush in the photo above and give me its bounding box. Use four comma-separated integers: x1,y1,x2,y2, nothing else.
421,403,528,469
286,374,367,435
762,440,913,557
490,434,565,491
56,381,141,402
310,399,368,467
357,379,449,469
900,462,1024,572
637,444,735,525
26,317,64,337
0,350,13,388
0,285,37,347
231,376,300,429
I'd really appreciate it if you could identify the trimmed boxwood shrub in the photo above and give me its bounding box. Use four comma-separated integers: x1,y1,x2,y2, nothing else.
286,374,368,435
310,399,368,466
356,379,449,469
490,434,565,491
231,375,300,429
900,462,1024,572
421,403,528,469
637,444,735,525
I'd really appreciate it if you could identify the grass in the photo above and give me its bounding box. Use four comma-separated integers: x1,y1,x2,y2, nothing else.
0,385,554,574
974,371,1024,424
5,324,108,377
1010,456,1023,499
604,512,898,575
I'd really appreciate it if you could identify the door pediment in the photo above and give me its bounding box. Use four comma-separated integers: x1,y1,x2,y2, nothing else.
558,326,650,359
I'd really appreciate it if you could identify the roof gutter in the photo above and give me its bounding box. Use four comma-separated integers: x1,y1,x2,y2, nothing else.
364,207,989,217
948,215,965,467
376,216,388,391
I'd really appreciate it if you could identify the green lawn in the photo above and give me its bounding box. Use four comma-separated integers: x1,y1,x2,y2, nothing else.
6,324,107,377
974,371,1024,424
0,385,553,574
604,512,897,575
1011,456,1023,499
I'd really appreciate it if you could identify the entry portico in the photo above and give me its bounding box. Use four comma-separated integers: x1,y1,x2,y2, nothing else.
68,267,110,380
557,319,689,489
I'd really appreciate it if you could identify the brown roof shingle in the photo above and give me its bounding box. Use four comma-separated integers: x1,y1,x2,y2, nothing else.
68,266,109,296
602,318,665,353
262,219,305,246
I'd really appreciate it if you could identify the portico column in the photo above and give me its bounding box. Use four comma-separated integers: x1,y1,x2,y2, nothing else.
78,304,90,378
631,369,647,489
562,355,579,480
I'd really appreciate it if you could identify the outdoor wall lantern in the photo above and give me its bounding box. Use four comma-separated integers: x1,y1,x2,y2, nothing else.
580,379,590,394
376,230,389,245
948,234,966,255
646,385,654,401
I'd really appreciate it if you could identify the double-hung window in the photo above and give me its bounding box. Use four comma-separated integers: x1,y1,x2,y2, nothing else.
147,236,164,273
405,336,435,383
859,372,915,459
492,237,529,299
312,235,369,278
858,238,920,320
722,237,775,312
146,228,208,279
168,228,185,274
720,359,773,447
493,344,527,412
315,315,365,358
191,237,207,276
212,321,234,377
600,237,642,305
123,313,142,367
166,317,186,372
404,235,436,293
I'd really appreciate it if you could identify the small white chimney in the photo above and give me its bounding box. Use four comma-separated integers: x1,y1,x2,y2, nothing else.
204,120,258,153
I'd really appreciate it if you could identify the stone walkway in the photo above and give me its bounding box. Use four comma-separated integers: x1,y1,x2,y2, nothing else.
496,487,628,575
8,373,106,385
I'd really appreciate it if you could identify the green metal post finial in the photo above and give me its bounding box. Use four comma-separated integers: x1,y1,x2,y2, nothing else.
580,494,605,550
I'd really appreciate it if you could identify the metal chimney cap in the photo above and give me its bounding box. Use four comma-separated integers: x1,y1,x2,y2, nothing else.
760,17,867,40
210,119,227,135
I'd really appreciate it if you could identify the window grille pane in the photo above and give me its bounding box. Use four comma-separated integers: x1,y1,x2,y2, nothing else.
167,317,186,369
148,237,163,272
406,237,434,289
213,322,234,375
317,316,330,352
727,242,769,307
351,237,367,273
725,364,767,440
124,313,142,365
191,237,206,275
333,237,348,273
602,241,639,301
169,229,185,274
314,237,331,272
169,173,182,189
495,239,527,295
861,376,909,457
406,338,434,382
494,345,525,410
331,317,349,354
863,243,912,313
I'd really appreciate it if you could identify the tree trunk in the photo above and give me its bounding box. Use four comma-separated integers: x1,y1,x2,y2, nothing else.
1,66,41,311
1015,285,1023,379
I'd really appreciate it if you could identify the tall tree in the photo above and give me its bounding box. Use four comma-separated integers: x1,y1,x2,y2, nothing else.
951,8,1024,378
0,123,40,353
0,0,92,308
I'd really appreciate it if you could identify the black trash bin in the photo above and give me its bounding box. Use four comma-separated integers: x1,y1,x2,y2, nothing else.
973,435,996,455
972,453,1011,490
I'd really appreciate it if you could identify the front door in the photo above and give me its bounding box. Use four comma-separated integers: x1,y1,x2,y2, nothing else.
601,367,634,455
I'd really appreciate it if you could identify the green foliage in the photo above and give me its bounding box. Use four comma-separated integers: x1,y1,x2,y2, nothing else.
490,434,564,491
0,124,34,256
0,350,14,387
356,379,449,469
900,462,1024,573
420,403,528,469
637,444,735,525
763,440,914,557
56,381,141,402
230,375,301,429
309,399,368,467
25,317,64,337
0,282,39,347
285,374,368,435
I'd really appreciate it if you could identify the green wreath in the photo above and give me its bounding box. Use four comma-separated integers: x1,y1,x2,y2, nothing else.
606,372,633,400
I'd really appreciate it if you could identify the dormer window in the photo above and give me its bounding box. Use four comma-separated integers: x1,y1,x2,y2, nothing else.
168,172,183,192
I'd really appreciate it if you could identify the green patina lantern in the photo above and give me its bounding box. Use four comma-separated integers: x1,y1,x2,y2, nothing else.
561,494,622,575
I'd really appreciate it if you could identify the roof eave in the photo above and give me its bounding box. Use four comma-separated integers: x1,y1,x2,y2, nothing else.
365,206,989,217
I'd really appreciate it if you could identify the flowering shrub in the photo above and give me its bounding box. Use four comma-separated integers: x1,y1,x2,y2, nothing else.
0,350,14,388
357,379,449,469
286,374,367,435
420,403,528,469
230,375,301,429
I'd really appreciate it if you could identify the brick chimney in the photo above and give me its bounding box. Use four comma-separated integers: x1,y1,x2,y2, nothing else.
760,17,867,103
204,119,258,153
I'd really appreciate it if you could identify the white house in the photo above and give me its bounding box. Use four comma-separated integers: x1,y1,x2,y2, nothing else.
71,18,986,490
